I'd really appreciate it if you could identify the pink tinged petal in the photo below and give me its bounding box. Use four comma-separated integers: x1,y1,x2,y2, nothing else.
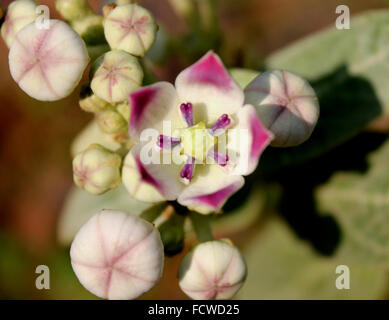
129,82,181,141
180,102,194,127
135,156,161,190
175,51,244,125
70,210,164,300
157,135,181,150
122,144,184,203
209,114,231,136
178,165,244,214
227,104,273,176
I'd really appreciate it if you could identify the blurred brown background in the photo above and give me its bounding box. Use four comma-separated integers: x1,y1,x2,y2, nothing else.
0,0,388,299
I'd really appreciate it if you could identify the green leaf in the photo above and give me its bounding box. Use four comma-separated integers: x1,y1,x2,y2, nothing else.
316,139,389,266
57,185,152,245
238,218,387,299
259,10,389,174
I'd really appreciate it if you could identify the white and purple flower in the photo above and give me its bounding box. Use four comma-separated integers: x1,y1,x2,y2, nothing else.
122,51,273,214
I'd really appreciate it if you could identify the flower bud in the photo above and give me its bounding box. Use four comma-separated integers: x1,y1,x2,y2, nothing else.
71,15,105,46
70,209,164,300
73,144,122,195
97,109,127,134
9,19,89,101
244,70,319,147
55,0,94,22
79,85,114,113
1,0,38,48
91,50,143,104
116,101,131,122
104,4,158,57
71,120,123,157
178,240,247,300
158,212,185,256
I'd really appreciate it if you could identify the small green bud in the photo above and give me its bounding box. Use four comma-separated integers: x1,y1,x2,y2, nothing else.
73,144,122,195
91,50,143,103
158,211,185,256
1,0,38,48
104,4,158,57
79,85,114,113
116,101,131,122
55,0,94,21
71,120,123,157
71,15,105,46
97,109,127,134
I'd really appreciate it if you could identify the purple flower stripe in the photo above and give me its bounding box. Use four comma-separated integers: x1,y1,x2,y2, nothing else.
157,135,181,149
180,103,194,127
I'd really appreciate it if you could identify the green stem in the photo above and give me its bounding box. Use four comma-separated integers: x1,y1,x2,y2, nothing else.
189,211,214,242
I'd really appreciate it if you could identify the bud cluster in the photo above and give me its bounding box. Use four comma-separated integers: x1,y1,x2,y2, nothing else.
1,0,320,302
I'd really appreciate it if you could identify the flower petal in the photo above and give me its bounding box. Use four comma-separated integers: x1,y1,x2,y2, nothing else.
129,82,181,141
227,104,273,176
177,165,244,214
175,51,244,125
122,144,184,203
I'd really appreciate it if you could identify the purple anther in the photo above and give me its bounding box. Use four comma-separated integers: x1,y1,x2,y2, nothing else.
180,157,195,182
157,135,181,149
208,149,229,167
180,103,194,127
210,114,231,135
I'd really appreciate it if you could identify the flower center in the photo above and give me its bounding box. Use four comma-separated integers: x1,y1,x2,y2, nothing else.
180,122,216,162
157,103,232,183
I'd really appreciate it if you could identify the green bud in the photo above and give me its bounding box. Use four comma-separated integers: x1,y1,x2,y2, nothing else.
79,85,114,113
73,144,122,195
158,213,185,257
71,15,105,46
97,110,127,134
116,102,131,122
55,0,94,21
71,120,123,157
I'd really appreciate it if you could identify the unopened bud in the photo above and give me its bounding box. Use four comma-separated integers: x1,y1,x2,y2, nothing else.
71,15,105,46
116,101,131,122
244,70,319,147
79,85,114,113
104,4,158,57
158,211,185,256
55,0,94,22
178,240,247,300
91,50,143,104
1,0,38,48
70,210,164,300
97,109,127,134
73,144,122,195
9,20,89,101
71,120,123,157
